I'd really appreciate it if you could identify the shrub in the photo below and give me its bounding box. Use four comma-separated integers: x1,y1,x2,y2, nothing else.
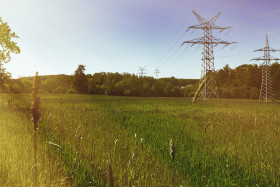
67,88,76,94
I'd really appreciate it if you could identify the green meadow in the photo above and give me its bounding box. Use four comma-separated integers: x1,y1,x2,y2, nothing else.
1,94,280,186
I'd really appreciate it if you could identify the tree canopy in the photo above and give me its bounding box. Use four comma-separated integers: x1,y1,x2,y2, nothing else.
0,17,20,90
6,63,280,100
73,64,88,94
0,17,20,65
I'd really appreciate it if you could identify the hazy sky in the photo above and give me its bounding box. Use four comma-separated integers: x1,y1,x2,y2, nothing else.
1,0,280,78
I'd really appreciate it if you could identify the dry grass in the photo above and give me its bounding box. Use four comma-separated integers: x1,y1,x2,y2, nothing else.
0,96,69,186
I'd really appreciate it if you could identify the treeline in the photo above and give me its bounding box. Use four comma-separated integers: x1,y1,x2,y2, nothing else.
3,62,280,99
4,72,197,97
216,63,280,99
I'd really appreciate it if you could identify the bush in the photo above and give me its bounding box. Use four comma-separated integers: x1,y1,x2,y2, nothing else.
67,89,76,94
249,87,259,99
184,86,194,97
55,86,66,94
124,89,131,96
9,83,22,94
188,92,195,97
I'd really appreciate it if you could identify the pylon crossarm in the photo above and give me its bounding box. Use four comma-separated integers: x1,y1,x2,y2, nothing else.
220,43,231,49
208,12,221,26
212,36,227,43
181,38,203,46
214,41,235,45
254,48,280,52
251,58,266,61
219,27,231,33
251,57,280,61
182,38,235,47
193,10,207,24
214,42,237,48
270,55,280,60
212,26,231,30
187,25,204,30
187,25,231,31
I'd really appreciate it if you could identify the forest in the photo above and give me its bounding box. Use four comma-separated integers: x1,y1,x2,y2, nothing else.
3,62,280,99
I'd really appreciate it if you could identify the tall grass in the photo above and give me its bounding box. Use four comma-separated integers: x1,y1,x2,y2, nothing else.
39,95,188,186
0,95,69,186
95,96,280,186
3,94,280,186
31,72,41,186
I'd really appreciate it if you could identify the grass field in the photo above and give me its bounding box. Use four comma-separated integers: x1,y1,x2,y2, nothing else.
1,94,280,186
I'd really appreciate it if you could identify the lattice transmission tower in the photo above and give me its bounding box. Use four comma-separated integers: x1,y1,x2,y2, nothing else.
251,34,280,102
138,66,147,77
182,11,236,99
154,68,160,79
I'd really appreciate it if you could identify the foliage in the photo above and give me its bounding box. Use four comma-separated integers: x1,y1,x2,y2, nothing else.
0,66,10,88
73,65,88,94
55,85,66,94
66,88,75,94
6,62,280,99
0,17,20,64
0,17,20,89
216,63,280,99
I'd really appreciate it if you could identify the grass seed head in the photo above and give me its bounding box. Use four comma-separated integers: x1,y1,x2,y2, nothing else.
169,139,175,161
31,72,41,131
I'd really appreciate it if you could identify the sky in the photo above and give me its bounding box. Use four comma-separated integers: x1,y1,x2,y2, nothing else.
1,0,280,79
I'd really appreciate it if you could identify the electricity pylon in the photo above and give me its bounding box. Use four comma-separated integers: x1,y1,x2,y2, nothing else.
182,10,236,99
154,68,160,79
138,66,147,77
251,34,280,102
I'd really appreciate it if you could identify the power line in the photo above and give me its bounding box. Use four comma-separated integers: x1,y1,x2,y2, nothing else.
223,0,252,14
160,47,200,71
232,8,280,28
153,12,193,69
157,45,184,69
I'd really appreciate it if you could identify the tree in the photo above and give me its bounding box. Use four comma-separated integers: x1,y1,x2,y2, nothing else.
73,65,88,94
0,18,20,87
249,87,259,99
0,18,20,64
164,82,173,96
0,66,10,88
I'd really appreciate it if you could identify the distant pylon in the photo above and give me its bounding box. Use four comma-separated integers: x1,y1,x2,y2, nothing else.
251,34,280,102
182,10,236,99
137,66,147,77
154,68,160,79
